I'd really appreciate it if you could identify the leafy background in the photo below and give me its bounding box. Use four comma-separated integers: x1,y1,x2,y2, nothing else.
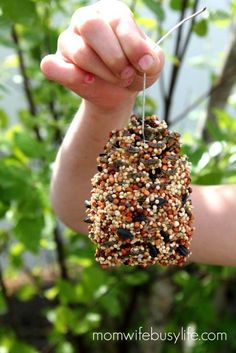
0,0,236,352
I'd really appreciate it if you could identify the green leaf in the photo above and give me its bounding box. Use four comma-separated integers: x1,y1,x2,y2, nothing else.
0,229,8,252
0,201,8,218
215,109,236,131
0,161,31,201
14,132,46,159
228,93,236,108
206,120,225,142
232,0,236,13
193,171,223,185
174,270,190,285
50,306,74,334
0,109,8,128
124,271,149,285
169,0,193,10
209,10,230,28
57,280,78,305
9,242,25,257
55,342,74,353
71,312,101,335
0,292,7,315
181,144,206,166
0,0,37,25
99,292,121,317
9,341,39,353
13,216,44,253
169,0,182,10
136,16,157,30
193,19,208,36
142,0,165,21
81,265,109,300
16,284,37,302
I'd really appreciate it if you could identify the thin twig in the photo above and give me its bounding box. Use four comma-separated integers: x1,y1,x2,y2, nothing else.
48,98,63,143
11,25,42,141
170,65,236,126
163,0,188,124
130,0,138,13
42,5,63,144
179,0,200,60
53,223,69,280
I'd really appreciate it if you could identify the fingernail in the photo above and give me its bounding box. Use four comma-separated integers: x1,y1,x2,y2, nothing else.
121,77,134,88
120,66,135,79
138,54,155,71
84,73,94,84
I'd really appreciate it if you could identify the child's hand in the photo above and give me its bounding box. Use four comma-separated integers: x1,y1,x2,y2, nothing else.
40,0,164,114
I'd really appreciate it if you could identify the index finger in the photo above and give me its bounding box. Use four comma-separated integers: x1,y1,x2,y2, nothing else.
112,16,164,77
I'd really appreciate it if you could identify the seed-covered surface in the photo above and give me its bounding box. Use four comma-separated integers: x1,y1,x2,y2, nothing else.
85,115,194,268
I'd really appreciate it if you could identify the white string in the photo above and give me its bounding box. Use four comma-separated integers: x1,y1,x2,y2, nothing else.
142,72,147,141
141,6,207,141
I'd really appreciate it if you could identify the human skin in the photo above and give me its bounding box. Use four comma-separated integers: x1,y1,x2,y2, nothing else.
41,0,236,266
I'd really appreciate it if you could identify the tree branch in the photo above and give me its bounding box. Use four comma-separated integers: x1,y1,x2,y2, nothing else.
164,0,188,124
179,0,199,61
53,223,69,280
170,65,236,127
11,25,42,141
130,0,138,13
48,96,63,144
41,6,63,144
202,19,236,142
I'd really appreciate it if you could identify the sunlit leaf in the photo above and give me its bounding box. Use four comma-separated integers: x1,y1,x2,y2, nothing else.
124,270,149,285
142,0,165,21
137,16,157,30
169,0,193,10
0,109,8,128
231,0,236,13
13,216,44,253
209,9,231,28
193,19,208,36
16,284,37,302
0,0,37,25
13,131,46,159
193,171,223,185
9,341,39,353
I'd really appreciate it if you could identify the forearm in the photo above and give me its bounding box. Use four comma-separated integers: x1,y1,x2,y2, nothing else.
50,99,135,233
190,184,236,266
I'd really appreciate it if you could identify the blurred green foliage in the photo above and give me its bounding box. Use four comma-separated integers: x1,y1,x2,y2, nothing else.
0,0,236,353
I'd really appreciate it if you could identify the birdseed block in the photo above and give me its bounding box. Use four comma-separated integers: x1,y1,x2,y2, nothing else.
84,115,194,268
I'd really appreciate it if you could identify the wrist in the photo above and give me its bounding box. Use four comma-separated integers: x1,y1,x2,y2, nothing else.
81,96,136,130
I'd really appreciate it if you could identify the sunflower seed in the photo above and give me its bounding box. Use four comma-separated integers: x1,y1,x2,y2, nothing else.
133,213,146,222
83,217,93,224
117,228,134,240
160,229,169,242
146,242,159,258
176,244,189,256
84,200,91,208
